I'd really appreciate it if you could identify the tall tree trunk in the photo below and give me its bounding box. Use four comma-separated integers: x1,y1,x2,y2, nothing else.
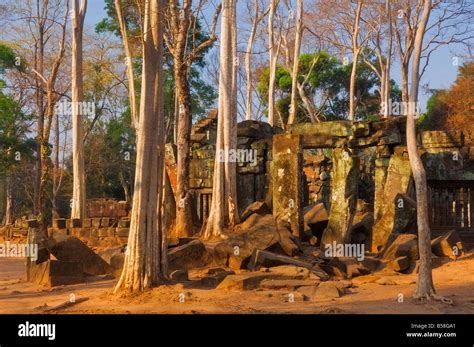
267,0,278,126
114,0,167,292
227,0,239,226
52,112,60,218
174,62,194,237
288,0,303,125
348,1,363,123
34,9,45,216
407,0,434,299
35,1,69,238
3,177,14,226
115,0,139,130
383,0,393,118
71,0,87,220
203,0,238,239
245,0,259,121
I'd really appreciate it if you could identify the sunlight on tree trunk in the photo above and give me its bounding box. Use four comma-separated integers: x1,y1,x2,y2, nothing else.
288,0,303,125
114,0,167,293
71,0,87,220
203,0,239,239
406,0,435,300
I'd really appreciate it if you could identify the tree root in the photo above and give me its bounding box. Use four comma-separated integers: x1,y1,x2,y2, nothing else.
414,291,453,305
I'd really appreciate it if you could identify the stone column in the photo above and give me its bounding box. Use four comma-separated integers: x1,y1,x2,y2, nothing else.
321,147,360,247
374,158,390,224
272,134,303,236
370,153,413,252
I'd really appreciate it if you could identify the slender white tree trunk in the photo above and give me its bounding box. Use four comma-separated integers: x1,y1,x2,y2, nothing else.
114,0,166,292
267,0,278,126
245,0,259,121
348,1,363,123
204,0,238,239
406,0,435,299
383,0,393,118
71,0,87,220
115,0,139,130
288,0,303,125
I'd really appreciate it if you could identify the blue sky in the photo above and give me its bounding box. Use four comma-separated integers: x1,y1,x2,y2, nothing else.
85,0,467,113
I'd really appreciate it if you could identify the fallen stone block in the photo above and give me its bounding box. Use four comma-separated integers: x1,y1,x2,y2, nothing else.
199,270,235,287
215,214,299,269
382,233,418,261
240,201,271,222
170,269,189,282
323,257,370,278
297,282,343,300
375,277,397,285
217,272,291,291
387,256,410,272
46,235,112,276
371,193,416,253
29,260,84,287
168,239,210,271
431,230,464,259
247,250,329,280
98,245,126,264
267,265,310,279
352,275,381,285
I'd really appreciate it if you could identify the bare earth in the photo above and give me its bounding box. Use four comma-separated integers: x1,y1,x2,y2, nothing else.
0,255,473,314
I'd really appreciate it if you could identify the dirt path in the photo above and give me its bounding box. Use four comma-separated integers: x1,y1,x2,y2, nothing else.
0,255,473,314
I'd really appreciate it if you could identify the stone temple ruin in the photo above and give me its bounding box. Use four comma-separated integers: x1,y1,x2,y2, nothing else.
2,110,472,292
178,110,474,250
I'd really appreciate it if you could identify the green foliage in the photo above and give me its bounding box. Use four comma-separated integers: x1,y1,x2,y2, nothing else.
96,0,216,122
257,50,402,122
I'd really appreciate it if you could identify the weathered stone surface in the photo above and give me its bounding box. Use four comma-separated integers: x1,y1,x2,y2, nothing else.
422,150,473,180
46,235,112,276
217,272,292,291
199,270,235,287
267,265,311,279
431,230,464,259
421,130,463,148
351,211,374,245
170,269,189,281
374,158,390,223
352,275,381,285
98,245,126,264
387,256,410,272
352,122,371,137
240,201,271,222
323,257,370,278
304,203,328,231
321,148,359,247
272,134,304,236
237,120,274,139
30,260,84,287
288,121,352,137
168,239,210,271
247,249,329,279
52,219,66,229
375,277,397,285
372,194,416,253
110,253,125,277
299,282,343,300
215,215,300,269
382,234,418,261
371,153,413,252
